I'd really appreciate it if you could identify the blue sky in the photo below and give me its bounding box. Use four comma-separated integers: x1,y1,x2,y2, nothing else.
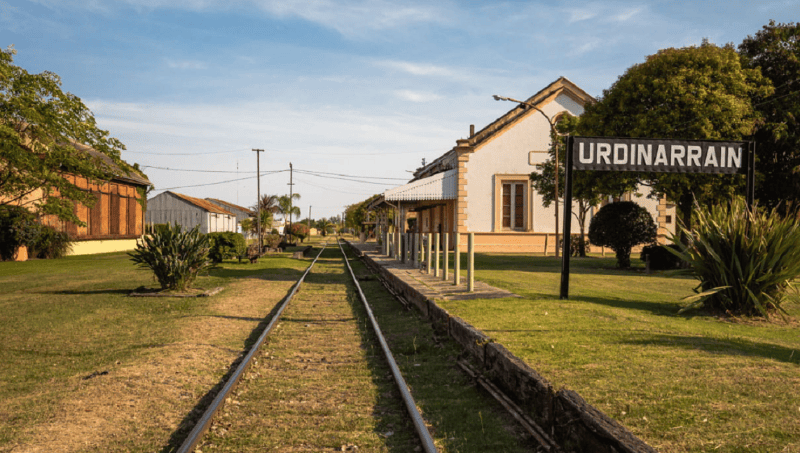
2,0,798,219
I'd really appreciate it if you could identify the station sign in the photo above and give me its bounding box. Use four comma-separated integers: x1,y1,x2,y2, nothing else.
573,137,748,175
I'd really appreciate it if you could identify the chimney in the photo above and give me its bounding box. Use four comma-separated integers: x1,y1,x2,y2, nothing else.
470,124,475,137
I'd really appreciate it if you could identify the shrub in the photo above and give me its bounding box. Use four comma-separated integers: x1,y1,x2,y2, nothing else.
0,206,72,260
670,198,800,317
640,244,683,270
207,231,246,263
589,201,657,268
129,224,212,291
288,223,309,243
0,206,35,260
27,225,72,259
264,233,282,250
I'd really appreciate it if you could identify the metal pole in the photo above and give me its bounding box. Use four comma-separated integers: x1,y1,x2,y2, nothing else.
560,136,574,300
253,148,264,252
746,141,756,210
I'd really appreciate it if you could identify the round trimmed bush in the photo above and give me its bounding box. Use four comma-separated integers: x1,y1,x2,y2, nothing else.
589,201,657,268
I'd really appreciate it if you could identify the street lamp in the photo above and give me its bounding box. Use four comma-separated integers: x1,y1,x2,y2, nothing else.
493,95,563,257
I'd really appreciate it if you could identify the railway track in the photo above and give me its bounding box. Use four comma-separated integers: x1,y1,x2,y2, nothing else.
176,241,438,452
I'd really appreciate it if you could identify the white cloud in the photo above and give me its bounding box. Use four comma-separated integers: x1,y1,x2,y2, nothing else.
31,0,453,38
164,58,207,70
377,60,453,77
395,90,441,102
566,5,599,23
612,6,644,22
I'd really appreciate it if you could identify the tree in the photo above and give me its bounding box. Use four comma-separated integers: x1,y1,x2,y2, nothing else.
739,21,800,213
588,201,657,268
0,46,142,224
278,193,301,241
288,222,309,243
530,114,637,256
579,41,773,241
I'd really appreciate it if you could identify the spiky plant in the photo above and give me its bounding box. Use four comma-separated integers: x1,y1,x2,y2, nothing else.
670,198,800,317
129,224,212,291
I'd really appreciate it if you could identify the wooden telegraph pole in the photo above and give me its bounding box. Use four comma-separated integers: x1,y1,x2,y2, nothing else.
253,149,264,252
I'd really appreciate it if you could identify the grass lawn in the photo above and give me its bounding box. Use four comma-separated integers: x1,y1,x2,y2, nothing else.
437,252,800,453
0,247,311,450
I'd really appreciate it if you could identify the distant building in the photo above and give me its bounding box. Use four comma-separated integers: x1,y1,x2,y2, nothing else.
3,142,152,257
146,191,237,234
205,198,255,236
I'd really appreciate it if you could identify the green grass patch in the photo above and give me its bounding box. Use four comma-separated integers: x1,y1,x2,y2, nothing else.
437,251,800,453
0,249,310,447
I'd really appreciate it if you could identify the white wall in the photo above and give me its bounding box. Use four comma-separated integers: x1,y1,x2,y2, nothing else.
465,93,585,233
146,193,204,232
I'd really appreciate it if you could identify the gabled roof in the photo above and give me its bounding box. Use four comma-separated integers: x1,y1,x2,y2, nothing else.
412,77,594,181
168,191,235,215
205,198,254,215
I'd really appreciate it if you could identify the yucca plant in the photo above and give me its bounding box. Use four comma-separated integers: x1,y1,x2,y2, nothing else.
670,198,800,317
129,224,213,291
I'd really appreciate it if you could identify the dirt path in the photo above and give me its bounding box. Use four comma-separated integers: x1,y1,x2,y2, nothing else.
11,275,299,453
199,248,421,452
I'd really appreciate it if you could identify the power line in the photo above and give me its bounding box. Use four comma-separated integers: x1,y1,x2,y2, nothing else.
294,170,402,185
125,148,251,155
153,171,286,191
295,169,409,181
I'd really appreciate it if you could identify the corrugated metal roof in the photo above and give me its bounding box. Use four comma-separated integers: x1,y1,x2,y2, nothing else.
169,192,236,215
384,169,457,201
205,198,254,215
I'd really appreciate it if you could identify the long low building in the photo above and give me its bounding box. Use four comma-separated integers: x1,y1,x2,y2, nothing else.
146,191,237,234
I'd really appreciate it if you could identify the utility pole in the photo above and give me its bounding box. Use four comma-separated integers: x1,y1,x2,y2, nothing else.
308,206,311,232
253,149,264,252
288,162,294,242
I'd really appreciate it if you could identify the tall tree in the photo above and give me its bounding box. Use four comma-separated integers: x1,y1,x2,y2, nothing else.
579,41,772,238
0,46,142,223
530,114,637,256
739,21,800,213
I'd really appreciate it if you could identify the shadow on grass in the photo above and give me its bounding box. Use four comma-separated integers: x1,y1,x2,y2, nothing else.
35,288,132,295
469,253,690,279
620,333,800,365
576,294,683,318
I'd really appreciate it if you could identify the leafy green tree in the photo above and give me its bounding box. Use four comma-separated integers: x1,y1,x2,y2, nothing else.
739,21,800,213
278,193,301,240
579,41,773,240
0,46,141,223
588,201,657,268
530,114,637,256
288,222,309,243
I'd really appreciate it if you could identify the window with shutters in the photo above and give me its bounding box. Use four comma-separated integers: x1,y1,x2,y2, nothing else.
495,176,529,231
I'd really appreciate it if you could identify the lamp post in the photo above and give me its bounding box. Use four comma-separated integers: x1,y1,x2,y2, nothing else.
493,95,562,258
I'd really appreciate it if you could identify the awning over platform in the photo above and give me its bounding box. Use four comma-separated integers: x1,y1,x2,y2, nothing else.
384,169,457,201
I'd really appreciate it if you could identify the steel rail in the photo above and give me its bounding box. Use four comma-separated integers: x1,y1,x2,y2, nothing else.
176,243,328,453
337,239,439,453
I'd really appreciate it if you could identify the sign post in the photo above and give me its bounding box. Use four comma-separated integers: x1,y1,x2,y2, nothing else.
559,136,754,299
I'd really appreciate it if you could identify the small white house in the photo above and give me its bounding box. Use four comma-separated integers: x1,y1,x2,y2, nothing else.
146,191,237,234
